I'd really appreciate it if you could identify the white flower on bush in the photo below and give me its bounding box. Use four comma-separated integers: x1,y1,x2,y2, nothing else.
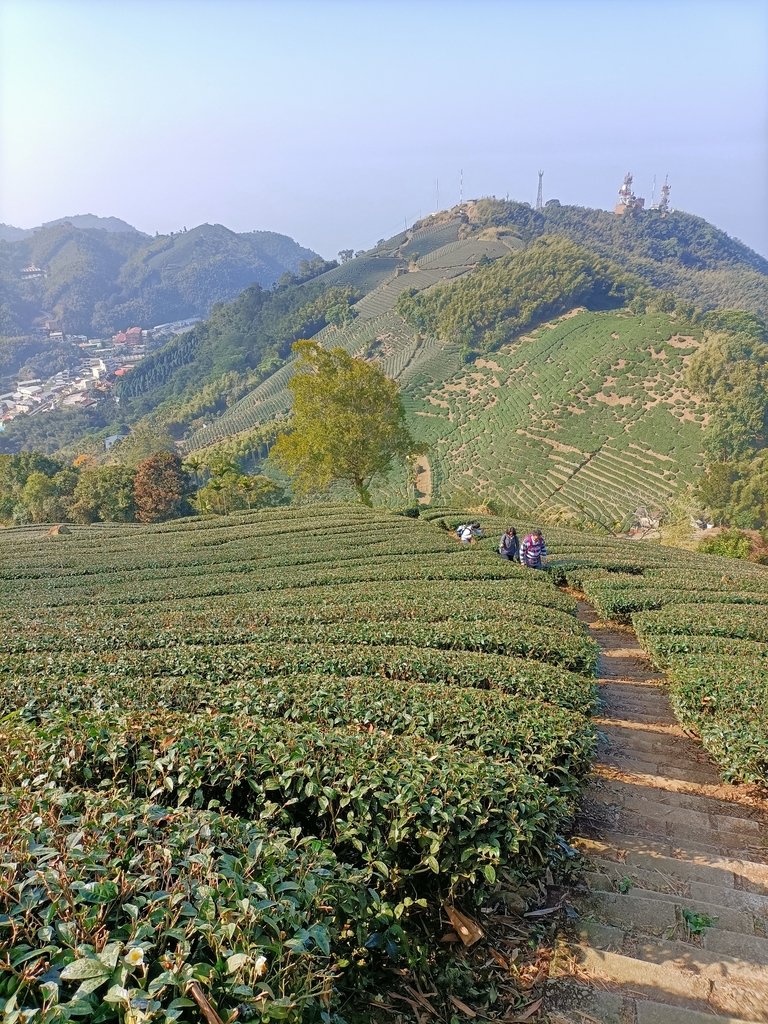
124,946,145,967
254,955,268,979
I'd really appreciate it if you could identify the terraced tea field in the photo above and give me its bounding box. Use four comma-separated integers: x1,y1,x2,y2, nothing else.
3,505,767,1022
182,310,456,453
182,220,509,455
0,505,599,1022
420,510,768,1022
402,310,707,525
427,508,768,787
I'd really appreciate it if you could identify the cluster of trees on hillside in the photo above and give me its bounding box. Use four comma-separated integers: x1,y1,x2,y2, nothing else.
0,451,188,525
467,198,768,274
0,405,116,457
397,237,637,359
461,199,768,317
0,334,85,381
0,442,286,526
688,312,768,528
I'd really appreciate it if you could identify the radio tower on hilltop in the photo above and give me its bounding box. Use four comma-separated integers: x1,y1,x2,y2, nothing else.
657,175,671,215
536,170,544,211
615,171,645,215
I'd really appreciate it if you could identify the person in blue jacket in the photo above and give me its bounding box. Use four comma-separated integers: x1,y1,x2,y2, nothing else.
498,526,520,561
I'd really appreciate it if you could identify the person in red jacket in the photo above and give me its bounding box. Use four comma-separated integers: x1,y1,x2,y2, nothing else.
520,529,547,569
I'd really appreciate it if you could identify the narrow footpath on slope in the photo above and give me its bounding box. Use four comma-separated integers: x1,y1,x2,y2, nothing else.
546,598,768,1024
413,454,433,505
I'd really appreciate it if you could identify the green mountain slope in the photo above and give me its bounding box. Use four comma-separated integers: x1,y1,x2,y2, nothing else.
6,197,766,526
172,208,766,525
460,198,768,316
400,308,706,525
0,221,318,335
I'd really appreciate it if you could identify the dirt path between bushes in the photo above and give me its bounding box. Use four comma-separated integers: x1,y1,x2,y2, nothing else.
413,454,433,505
545,598,768,1024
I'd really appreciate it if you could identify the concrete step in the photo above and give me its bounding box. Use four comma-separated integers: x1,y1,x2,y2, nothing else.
547,978,767,1024
597,724,711,759
601,710,680,727
587,775,765,825
585,859,768,920
599,750,721,786
597,696,673,717
641,820,766,858
688,879,768,919
626,927,768,982
591,764,766,806
573,938,768,1019
573,832,768,887
582,882,756,934
581,806,768,857
581,847,768,897
595,747,719,781
587,785,764,838
592,716,686,735
635,1004,768,1024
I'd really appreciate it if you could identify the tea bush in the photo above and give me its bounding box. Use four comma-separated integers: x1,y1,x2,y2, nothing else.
0,503,598,1020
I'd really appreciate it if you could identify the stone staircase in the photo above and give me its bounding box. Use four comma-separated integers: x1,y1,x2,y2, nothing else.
546,601,768,1024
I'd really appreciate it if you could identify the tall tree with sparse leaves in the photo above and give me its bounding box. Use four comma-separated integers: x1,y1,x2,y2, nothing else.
133,452,189,523
270,341,422,505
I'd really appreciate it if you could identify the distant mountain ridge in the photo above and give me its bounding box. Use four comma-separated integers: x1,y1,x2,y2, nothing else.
0,217,319,335
2,196,767,531
0,214,145,240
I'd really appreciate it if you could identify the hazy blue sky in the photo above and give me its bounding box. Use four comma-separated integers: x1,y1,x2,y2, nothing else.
2,0,767,257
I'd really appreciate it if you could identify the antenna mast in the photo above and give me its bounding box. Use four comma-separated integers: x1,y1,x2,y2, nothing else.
536,170,544,211
615,171,645,215
657,174,671,215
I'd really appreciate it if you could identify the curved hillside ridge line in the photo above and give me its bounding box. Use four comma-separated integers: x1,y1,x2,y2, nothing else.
416,236,515,269
182,229,516,453
153,200,766,475
354,265,473,320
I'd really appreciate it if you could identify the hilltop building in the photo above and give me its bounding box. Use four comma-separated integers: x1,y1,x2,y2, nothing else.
20,264,45,279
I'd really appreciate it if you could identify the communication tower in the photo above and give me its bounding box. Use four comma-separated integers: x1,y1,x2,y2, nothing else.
615,171,645,215
657,175,671,215
536,170,544,211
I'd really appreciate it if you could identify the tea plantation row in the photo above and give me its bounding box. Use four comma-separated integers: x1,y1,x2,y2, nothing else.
0,505,598,1023
437,508,768,787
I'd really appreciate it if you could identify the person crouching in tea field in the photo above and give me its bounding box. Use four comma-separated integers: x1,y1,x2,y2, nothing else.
498,526,519,561
457,522,483,544
520,528,547,569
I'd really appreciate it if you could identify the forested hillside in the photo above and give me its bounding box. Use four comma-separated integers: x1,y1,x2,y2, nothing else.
459,198,768,315
0,220,318,336
4,198,767,530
